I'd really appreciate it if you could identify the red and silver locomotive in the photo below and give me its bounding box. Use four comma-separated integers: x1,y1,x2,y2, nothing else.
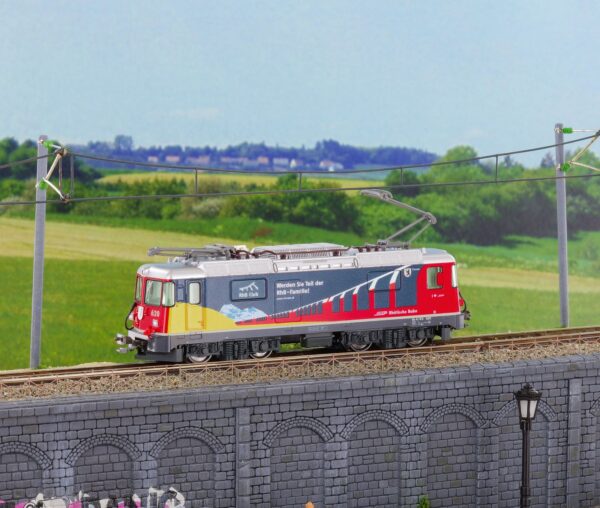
115,191,469,362
115,242,468,363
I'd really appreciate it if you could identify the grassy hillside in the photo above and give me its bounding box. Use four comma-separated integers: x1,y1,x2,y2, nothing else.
5,215,600,277
1,257,139,369
2,255,599,370
2,217,599,370
0,217,236,261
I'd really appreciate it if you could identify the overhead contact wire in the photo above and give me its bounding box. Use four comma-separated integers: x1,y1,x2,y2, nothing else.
1,171,600,207
69,134,598,175
0,153,52,171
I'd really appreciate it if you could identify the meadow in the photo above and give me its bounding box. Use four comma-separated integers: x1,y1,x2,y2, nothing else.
1,216,599,370
98,170,376,191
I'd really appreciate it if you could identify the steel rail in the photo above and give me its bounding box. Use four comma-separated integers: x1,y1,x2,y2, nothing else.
2,326,600,388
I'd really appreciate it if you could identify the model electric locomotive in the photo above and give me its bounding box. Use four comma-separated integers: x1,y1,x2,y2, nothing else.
115,241,469,363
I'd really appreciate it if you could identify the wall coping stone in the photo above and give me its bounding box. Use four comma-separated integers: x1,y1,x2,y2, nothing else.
2,353,599,411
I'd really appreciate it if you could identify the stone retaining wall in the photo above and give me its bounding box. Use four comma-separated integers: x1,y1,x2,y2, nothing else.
1,353,600,507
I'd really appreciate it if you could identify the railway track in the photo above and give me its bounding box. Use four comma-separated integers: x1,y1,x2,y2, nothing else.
2,325,600,392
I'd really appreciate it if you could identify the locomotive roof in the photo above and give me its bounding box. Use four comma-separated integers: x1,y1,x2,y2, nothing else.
137,246,455,280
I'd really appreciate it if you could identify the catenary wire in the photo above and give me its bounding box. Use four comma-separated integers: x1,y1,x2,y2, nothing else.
1,133,598,206
1,171,599,207
69,133,599,175
0,153,51,171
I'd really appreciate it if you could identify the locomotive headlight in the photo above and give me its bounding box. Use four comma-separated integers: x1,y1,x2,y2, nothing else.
152,319,159,328
137,306,144,320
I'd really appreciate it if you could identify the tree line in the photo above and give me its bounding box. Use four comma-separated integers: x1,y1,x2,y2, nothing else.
1,137,599,246
80,135,438,169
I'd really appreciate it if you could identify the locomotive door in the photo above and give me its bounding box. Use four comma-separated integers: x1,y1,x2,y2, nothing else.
275,279,303,323
186,280,204,330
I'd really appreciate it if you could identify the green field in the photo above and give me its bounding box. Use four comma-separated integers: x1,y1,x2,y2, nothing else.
98,171,376,190
1,217,599,370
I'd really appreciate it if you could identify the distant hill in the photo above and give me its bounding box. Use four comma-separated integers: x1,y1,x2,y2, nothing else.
71,135,437,173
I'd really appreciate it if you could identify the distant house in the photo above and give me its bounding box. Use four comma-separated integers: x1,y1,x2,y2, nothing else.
257,156,270,166
273,157,290,168
186,155,211,166
165,155,181,164
147,156,159,164
290,159,304,169
220,156,248,167
243,159,260,169
319,160,344,172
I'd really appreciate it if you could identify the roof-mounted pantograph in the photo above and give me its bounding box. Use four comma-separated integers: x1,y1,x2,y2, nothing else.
360,189,437,248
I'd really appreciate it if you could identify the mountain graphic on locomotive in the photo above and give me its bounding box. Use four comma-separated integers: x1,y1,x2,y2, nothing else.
115,191,470,363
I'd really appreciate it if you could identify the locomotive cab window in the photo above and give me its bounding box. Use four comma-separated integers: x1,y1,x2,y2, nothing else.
427,267,443,289
144,280,162,306
134,276,142,302
162,282,175,307
188,282,201,305
452,265,458,288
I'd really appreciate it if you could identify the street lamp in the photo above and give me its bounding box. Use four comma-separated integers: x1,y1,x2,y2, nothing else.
514,383,542,508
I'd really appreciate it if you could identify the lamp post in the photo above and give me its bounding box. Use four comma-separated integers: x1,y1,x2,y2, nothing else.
514,383,542,508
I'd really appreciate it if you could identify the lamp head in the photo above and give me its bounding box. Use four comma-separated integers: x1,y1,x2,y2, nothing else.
514,383,542,422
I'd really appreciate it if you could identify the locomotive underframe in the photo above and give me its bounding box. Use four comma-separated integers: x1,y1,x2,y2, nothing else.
126,312,465,362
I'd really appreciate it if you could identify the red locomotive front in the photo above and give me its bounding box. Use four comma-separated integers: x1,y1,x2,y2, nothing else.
130,275,173,336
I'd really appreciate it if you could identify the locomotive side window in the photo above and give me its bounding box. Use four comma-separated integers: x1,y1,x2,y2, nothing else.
452,265,458,288
144,280,163,306
162,282,175,307
135,276,142,302
188,282,201,305
427,267,443,289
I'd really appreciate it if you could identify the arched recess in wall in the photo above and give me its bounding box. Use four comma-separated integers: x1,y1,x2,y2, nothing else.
149,426,225,457
492,399,557,427
0,441,51,470
263,416,334,448
66,434,142,499
589,397,600,418
0,441,52,499
419,403,487,433
150,426,225,508
263,417,334,508
342,410,408,508
340,410,409,440
65,434,141,466
492,398,556,508
419,403,486,508
588,397,600,505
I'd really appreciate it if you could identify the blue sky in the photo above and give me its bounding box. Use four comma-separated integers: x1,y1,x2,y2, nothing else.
1,0,598,161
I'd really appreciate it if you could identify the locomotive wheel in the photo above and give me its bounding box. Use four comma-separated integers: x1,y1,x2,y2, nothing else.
187,353,212,363
346,335,373,352
348,342,372,352
406,336,430,347
186,350,212,363
250,350,273,359
406,329,433,347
